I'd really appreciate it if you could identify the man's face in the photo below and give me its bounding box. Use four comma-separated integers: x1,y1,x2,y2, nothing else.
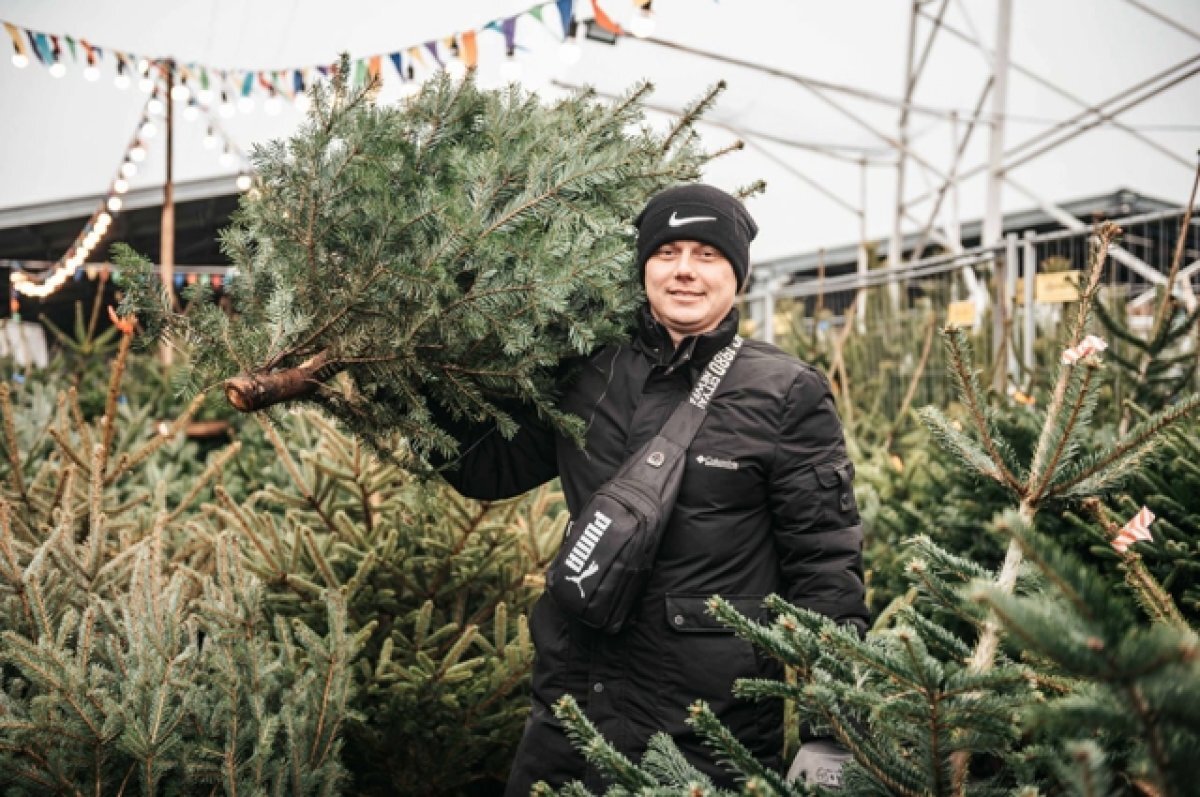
644,239,737,345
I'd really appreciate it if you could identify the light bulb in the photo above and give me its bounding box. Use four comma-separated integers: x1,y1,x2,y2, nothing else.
630,8,656,38
97,212,111,228
398,80,421,99
500,54,522,83
121,160,138,177
141,121,158,138
49,61,66,78
11,52,28,69
237,95,255,114
183,102,200,122
203,129,219,149
129,144,146,162
83,64,100,81
219,97,236,118
138,75,155,93
170,83,190,102
113,177,128,193
114,72,130,89
106,195,122,211
445,56,467,80
264,94,282,115
235,173,253,191
197,86,213,105
219,151,236,168
147,96,165,116
293,92,311,113
559,39,581,65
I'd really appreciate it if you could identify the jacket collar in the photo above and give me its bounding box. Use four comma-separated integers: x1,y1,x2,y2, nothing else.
633,304,740,372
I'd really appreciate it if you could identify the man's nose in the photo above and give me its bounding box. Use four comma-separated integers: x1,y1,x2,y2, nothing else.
674,251,697,274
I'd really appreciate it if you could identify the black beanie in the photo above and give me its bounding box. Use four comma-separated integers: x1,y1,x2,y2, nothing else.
635,183,759,289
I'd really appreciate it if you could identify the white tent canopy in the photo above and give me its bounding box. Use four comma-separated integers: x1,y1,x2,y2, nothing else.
1,0,1197,264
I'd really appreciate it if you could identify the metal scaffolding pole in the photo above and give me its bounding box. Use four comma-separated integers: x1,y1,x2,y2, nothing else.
858,157,869,327
907,53,1200,209
1022,231,1036,375
1120,0,1200,43
983,0,1013,247
889,0,921,315
923,11,1192,170
909,79,992,263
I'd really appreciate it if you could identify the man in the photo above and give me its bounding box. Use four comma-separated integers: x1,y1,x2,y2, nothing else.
436,184,868,793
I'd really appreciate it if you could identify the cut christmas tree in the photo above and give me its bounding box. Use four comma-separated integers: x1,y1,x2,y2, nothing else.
117,57,749,458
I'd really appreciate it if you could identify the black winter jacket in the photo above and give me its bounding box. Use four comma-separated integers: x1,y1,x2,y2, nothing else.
437,307,868,793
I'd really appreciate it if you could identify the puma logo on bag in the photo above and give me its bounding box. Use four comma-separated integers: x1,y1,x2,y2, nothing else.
564,511,612,574
565,560,599,598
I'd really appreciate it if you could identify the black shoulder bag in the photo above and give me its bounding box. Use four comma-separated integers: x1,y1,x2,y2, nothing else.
545,335,743,634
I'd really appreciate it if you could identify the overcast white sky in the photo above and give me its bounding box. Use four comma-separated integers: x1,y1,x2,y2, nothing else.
1,0,1198,262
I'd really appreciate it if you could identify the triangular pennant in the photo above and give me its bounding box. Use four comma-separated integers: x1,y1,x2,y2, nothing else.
353,58,367,86
240,71,254,96
368,55,382,82
589,0,622,34
461,31,478,67
408,46,427,69
64,35,77,61
32,33,51,64
502,17,518,51
424,40,444,68
3,22,29,58
556,0,574,36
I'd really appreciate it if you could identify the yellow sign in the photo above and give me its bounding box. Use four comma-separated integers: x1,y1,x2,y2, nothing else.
1015,270,1083,304
946,300,977,327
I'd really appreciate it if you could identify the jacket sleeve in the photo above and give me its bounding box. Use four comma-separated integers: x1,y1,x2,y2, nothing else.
767,367,869,635
426,400,560,501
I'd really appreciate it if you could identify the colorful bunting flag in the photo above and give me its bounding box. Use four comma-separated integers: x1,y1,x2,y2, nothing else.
461,31,478,67
589,0,623,34
556,0,574,36
3,22,28,61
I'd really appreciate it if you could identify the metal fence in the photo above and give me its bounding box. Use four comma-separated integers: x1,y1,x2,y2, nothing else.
741,207,1199,418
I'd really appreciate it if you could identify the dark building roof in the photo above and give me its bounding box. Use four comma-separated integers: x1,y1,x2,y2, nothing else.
752,188,1180,287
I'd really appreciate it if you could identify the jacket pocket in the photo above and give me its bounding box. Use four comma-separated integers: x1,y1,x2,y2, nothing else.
814,458,859,523
654,594,774,740
664,593,767,633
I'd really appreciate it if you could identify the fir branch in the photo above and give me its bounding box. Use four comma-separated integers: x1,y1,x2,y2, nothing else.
551,694,657,792
886,310,937,452
0,384,29,507
1032,363,1100,502
96,311,134,480
163,442,241,526
1124,154,1200,434
940,327,1020,492
104,393,207,486
1029,223,1118,487
661,81,726,155
1081,498,1187,629
1044,393,1200,500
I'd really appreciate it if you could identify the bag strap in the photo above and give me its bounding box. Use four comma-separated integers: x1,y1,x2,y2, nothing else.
658,334,743,447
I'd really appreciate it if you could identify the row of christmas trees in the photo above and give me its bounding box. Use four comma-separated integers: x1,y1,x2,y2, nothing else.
2,64,1198,794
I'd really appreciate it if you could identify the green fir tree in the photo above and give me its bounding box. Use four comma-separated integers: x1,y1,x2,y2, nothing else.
0,324,357,795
